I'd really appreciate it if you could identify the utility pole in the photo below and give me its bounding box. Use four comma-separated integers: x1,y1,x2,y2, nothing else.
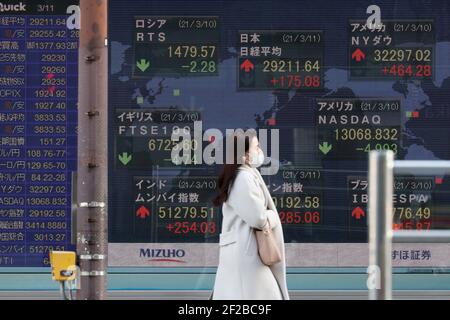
76,0,108,300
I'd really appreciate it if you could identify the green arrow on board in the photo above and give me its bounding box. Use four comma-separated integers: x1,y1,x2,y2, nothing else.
118,152,132,165
136,59,150,72
318,142,332,155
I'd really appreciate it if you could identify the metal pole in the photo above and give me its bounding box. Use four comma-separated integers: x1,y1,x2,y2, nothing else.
368,150,394,300
77,0,108,300
393,230,450,243
394,160,450,175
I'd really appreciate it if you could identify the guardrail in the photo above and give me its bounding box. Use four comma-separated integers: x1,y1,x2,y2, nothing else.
368,151,450,300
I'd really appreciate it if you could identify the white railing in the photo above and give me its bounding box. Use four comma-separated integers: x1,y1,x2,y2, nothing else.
368,151,450,300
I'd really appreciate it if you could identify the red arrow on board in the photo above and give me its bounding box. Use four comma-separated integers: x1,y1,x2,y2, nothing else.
136,205,150,219
240,59,254,72
351,206,365,219
351,48,366,62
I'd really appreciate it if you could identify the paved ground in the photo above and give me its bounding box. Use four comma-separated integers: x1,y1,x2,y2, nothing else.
0,290,449,300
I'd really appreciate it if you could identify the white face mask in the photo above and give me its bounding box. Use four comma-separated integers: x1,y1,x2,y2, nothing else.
248,150,265,168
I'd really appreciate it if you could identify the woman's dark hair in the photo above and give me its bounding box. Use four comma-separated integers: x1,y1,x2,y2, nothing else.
213,131,256,206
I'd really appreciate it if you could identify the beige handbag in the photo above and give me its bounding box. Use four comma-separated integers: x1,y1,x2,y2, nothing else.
255,219,281,266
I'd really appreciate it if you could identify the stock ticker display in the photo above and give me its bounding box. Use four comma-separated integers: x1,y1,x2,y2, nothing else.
1,0,450,267
108,0,450,264
0,1,78,266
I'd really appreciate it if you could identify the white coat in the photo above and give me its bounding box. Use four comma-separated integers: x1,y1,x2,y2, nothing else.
212,164,290,300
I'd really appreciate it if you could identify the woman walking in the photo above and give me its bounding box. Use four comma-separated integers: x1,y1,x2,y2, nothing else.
211,131,289,300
